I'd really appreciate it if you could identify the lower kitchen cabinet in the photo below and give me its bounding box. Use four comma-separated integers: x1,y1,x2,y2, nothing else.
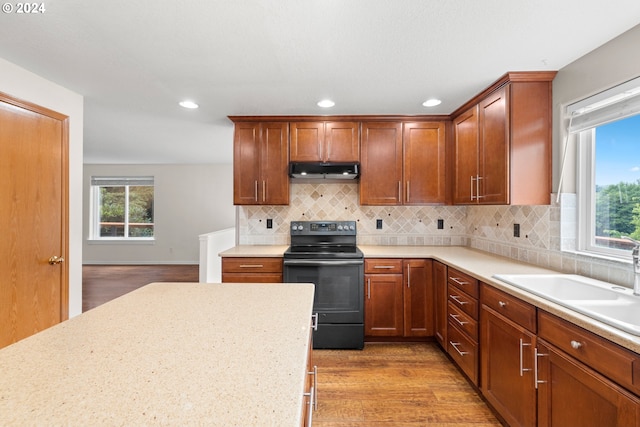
480,284,537,427
364,258,434,338
433,261,448,347
536,340,640,427
221,257,283,283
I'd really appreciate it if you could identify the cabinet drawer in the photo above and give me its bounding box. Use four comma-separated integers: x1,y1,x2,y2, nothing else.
221,273,283,283
447,267,479,298
448,322,479,385
538,310,640,396
222,257,283,273
365,259,403,274
481,284,536,332
448,301,478,341
448,284,479,319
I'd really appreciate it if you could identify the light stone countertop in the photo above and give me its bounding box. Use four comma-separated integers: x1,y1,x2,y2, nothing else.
0,282,314,426
220,245,289,257
221,244,640,353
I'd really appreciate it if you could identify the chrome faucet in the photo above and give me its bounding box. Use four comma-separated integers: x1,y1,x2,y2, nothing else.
623,237,640,295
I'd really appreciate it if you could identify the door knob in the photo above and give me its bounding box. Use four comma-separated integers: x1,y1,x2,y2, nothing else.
48,256,64,265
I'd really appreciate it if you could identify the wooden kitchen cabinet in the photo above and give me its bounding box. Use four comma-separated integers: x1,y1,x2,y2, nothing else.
446,267,479,385
364,259,404,336
232,121,289,205
433,261,448,347
360,121,447,205
365,258,433,338
221,257,283,283
480,284,537,427
290,121,359,163
452,72,556,205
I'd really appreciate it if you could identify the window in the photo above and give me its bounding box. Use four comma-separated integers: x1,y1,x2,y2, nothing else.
571,78,640,259
90,176,154,240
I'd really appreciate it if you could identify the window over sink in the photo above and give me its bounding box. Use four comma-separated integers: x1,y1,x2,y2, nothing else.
89,176,155,241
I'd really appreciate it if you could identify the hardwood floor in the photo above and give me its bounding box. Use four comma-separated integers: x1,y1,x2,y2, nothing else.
313,343,501,426
82,264,199,312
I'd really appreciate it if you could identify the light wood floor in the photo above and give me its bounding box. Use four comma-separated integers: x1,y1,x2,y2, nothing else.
83,266,501,426
313,343,501,426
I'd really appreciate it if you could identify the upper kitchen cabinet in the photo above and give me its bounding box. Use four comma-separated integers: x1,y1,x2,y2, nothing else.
290,121,360,163
360,121,446,205
232,121,289,205
452,71,557,205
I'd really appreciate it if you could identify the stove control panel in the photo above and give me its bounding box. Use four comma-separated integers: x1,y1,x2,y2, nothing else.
290,221,357,235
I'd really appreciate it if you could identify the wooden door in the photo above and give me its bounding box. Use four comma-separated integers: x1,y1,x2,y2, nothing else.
233,122,261,205
0,93,68,349
433,261,447,347
452,106,479,204
479,86,508,204
403,122,446,205
403,259,433,337
260,122,289,205
364,273,403,336
481,306,537,427
360,121,403,205
290,122,324,162
537,340,640,427
325,122,359,162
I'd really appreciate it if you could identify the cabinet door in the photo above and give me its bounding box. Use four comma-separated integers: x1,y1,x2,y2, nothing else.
233,122,261,205
325,122,359,162
537,340,640,427
452,106,479,205
290,122,324,162
481,305,537,427
403,122,446,205
364,273,403,336
403,259,434,337
260,122,289,205
433,261,447,347
478,87,508,204
360,122,403,205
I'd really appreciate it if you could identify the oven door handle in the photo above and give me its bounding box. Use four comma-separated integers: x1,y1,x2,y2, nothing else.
283,259,364,266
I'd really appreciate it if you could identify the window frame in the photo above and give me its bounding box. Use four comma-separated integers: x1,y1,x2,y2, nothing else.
89,176,155,241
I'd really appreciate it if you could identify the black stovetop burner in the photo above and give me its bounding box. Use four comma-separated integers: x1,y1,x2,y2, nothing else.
284,220,363,260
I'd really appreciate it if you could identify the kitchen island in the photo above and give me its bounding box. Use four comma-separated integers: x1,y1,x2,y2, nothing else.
0,282,315,426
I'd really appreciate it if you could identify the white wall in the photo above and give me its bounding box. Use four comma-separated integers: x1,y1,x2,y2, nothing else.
0,57,84,317
83,164,235,264
553,24,640,193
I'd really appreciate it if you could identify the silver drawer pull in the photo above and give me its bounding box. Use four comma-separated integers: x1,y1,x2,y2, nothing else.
373,265,395,269
570,340,583,350
449,295,469,305
239,264,263,268
450,277,469,286
449,341,469,356
449,313,468,326
498,301,507,308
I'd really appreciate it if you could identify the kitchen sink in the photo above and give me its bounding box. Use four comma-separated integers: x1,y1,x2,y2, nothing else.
493,274,640,336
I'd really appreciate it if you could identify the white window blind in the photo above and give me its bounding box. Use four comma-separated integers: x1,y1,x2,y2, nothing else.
91,176,154,186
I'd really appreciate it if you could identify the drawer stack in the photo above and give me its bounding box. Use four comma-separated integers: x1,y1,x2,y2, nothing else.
446,267,479,385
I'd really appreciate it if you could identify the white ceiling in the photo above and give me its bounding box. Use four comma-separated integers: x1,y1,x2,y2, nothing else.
1,0,639,164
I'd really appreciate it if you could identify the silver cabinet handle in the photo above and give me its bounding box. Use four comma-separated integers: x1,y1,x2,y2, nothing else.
373,265,395,269
307,365,318,411
398,181,401,202
449,341,469,356
407,264,411,288
449,277,469,286
311,313,318,331
570,340,583,349
519,339,532,376
449,313,468,326
470,175,475,200
254,180,258,202
239,264,263,268
367,278,371,300
449,294,469,305
534,347,548,389
498,301,507,308
303,386,315,426
406,181,410,202
476,175,484,199
262,180,266,202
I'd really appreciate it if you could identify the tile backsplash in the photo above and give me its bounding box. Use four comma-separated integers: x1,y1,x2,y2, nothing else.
237,183,635,288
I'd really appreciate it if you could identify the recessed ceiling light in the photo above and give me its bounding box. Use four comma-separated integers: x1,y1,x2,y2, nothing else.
422,98,442,107
317,99,335,108
179,100,199,109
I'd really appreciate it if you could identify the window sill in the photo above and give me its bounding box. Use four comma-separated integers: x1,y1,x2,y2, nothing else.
87,239,156,245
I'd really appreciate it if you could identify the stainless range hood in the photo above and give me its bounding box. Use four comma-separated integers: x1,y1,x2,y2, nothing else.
289,162,360,180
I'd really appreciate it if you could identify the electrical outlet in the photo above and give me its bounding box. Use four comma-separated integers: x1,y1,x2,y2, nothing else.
437,219,444,230
514,223,520,237
266,219,273,229
376,219,383,229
